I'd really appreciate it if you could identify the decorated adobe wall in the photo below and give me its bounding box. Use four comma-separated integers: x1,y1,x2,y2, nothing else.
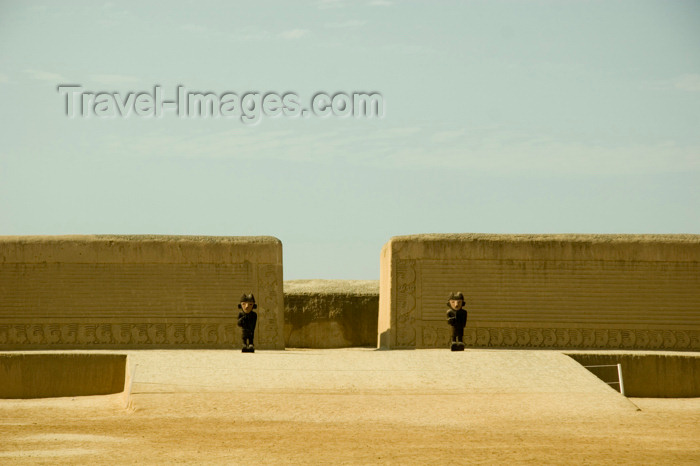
0,235,284,349
378,234,700,350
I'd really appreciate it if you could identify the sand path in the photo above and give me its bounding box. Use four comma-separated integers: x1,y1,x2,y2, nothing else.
1,349,699,464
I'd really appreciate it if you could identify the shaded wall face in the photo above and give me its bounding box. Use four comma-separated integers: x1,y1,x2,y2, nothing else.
0,236,284,349
285,294,379,348
379,235,700,350
0,353,127,398
566,353,700,398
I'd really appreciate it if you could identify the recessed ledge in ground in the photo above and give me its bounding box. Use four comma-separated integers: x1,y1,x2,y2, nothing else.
566,352,700,398
0,353,127,399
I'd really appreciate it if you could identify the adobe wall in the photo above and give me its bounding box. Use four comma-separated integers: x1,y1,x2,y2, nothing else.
284,280,378,348
567,352,700,398
378,234,700,350
0,353,127,398
0,235,284,349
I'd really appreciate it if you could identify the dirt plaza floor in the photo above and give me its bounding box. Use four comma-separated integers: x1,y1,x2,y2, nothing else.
1,348,699,465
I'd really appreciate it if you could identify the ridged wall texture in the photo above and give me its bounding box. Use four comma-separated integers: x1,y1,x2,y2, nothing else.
378,234,700,350
0,235,284,349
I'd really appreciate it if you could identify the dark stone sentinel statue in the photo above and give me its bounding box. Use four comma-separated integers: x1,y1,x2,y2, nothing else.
238,293,258,353
446,291,467,351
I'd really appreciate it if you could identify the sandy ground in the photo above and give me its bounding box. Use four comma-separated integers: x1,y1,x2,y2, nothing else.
1,349,699,465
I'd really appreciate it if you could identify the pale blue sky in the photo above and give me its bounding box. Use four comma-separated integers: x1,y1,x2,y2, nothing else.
1,0,698,279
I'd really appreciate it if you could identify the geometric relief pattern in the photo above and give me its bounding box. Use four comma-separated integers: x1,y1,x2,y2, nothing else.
256,263,283,349
395,259,417,347
419,326,700,351
0,323,237,348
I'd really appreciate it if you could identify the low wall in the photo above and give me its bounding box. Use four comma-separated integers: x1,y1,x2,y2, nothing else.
567,352,700,397
378,234,700,350
285,280,379,348
0,235,284,349
0,353,127,398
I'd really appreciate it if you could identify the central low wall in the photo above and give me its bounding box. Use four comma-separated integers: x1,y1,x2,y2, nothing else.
0,235,284,349
284,280,379,348
378,234,700,350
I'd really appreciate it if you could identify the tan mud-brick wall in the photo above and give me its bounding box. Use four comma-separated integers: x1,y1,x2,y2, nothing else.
566,353,700,398
378,234,700,350
284,280,379,348
0,353,127,398
0,235,284,349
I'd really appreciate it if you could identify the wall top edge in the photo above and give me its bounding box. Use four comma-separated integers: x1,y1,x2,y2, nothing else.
0,235,283,264
388,233,700,244
383,233,700,262
0,235,281,245
284,279,379,296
